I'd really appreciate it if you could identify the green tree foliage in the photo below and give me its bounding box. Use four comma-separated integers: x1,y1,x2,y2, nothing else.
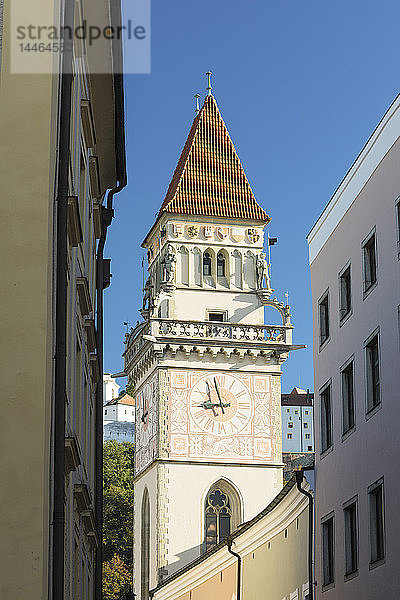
103,440,134,590
103,440,134,491
125,381,135,397
102,554,132,600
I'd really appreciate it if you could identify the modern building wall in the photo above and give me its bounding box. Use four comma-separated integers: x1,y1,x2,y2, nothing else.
0,1,125,598
308,95,400,598
281,389,314,453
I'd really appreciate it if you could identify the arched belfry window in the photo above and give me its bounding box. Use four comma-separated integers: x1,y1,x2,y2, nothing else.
204,480,241,552
217,253,226,277
141,489,150,600
203,252,212,276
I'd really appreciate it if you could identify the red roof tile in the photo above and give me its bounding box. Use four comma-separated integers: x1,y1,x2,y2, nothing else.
158,95,270,222
105,393,135,407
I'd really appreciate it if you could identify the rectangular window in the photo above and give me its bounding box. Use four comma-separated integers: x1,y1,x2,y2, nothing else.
287,433,292,439
341,360,355,434
365,332,380,413
304,422,308,429
322,514,335,587
305,433,310,439
319,291,330,346
288,422,293,428
305,410,309,415
320,383,332,453
339,265,352,321
344,498,358,576
208,312,224,322
362,232,377,293
369,479,385,564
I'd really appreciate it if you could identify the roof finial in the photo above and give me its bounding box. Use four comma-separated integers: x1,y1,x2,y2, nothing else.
206,71,212,96
194,93,200,115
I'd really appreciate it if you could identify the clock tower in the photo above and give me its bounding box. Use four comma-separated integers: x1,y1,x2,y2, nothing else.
124,81,303,599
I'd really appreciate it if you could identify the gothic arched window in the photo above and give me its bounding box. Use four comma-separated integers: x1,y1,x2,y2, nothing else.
203,252,212,276
141,489,150,600
204,481,241,551
217,253,226,277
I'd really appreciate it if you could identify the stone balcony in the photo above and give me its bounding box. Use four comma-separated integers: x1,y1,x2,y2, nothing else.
124,318,301,378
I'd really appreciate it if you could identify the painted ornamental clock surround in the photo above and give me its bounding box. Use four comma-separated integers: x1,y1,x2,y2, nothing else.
124,80,304,599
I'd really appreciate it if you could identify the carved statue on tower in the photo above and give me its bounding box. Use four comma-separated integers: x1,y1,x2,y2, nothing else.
142,276,153,312
256,252,271,291
162,244,176,283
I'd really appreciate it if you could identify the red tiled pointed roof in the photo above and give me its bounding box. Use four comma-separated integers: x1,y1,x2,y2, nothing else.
158,95,270,222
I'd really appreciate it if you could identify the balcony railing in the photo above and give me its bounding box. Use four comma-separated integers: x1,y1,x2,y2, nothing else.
151,318,290,344
124,318,293,368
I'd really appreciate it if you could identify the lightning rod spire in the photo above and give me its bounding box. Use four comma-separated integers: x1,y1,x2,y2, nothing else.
194,93,200,115
206,71,212,96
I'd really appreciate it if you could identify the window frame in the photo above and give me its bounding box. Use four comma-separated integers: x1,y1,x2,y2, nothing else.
320,380,333,456
318,289,330,349
217,252,226,278
206,309,227,323
395,196,400,259
204,480,241,553
368,477,385,568
362,228,377,298
338,261,352,325
203,252,212,277
321,512,335,590
343,495,359,579
364,328,381,417
340,356,355,438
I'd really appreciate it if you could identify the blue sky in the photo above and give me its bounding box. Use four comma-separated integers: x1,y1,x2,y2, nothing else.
104,0,400,392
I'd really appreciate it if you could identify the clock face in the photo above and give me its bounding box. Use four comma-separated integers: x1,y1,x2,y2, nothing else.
189,373,252,437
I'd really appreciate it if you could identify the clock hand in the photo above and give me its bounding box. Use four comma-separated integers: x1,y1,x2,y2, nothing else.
213,377,225,415
197,399,218,417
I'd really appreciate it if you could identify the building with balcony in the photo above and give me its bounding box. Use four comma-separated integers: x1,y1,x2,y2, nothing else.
0,1,126,598
307,95,400,598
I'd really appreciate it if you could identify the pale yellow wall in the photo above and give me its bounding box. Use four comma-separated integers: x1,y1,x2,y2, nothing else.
0,2,57,599
152,489,310,600
175,563,237,600
242,506,308,600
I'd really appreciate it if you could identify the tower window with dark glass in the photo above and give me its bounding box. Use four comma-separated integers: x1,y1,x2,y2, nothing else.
217,253,225,277
205,488,232,550
203,252,212,276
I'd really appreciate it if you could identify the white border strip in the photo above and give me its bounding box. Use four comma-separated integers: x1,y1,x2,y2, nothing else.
307,94,400,264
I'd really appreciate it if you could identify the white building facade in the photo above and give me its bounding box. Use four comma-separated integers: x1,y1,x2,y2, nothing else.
103,375,135,443
307,95,400,598
103,373,121,404
281,388,314,453
124,90,304,599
